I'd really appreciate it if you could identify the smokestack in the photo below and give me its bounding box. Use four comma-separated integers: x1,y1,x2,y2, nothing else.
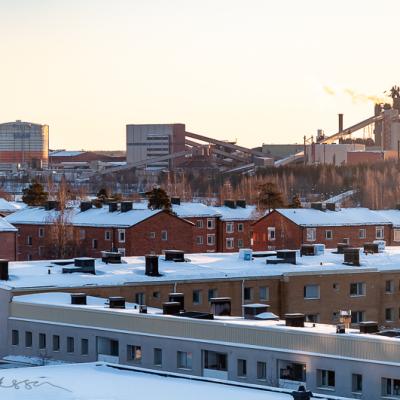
338,113,344,132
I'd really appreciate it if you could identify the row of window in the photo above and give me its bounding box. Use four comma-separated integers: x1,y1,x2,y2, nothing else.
196,234,215,246
195,219,215,229
12,330,89,355
303,282,368,299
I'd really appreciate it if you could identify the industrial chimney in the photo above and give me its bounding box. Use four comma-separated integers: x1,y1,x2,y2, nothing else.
338,113,344,132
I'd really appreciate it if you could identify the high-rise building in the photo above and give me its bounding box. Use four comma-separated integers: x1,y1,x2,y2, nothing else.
126,123,186,169
0,120,49,170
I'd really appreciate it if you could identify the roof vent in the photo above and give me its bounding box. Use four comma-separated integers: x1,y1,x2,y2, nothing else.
267,250,297,265
210,297,231,316
45,200,60,211
80,201,92,212
71,293,87,305
224,199,236,209
171,197,181,205
101,251,122,264
163,301,181,315
63,258,96,274
178,311,214,320
109,296,125,309
109,202,118,212
335,243,350,254
169,293,185,311
0,260,9,281
139,305,147,314
164,250,185,262
300,244,325,256
343,248,360,266
363,242,379,254
285,313,305,327
121,201,133,213
236,199,246,208
359,321,379,334
325,202,336,211
243,304,278,320
238,248,252,261
145,255,160,276
310,202,324,211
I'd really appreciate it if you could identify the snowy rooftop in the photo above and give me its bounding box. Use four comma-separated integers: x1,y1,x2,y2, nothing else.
0,198,19,213
0,216,17,232
49,150,85,157
3,248,400,290
0,362,292,400
276,207,392,227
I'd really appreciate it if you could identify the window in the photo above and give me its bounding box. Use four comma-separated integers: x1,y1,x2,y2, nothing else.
342,237,350,244
81,338,89,355
161,230,168,241
376,226,384,239
238,223,244,232
325,230,333,240
386,308,395,322
11,330,19,346
226,222,234,233
53,335,60,351
207,234,215,246
127,345,142,363
244,287,252,301
351,311,365,324
79,229,85,240
118,229,125,243
196,236,203,245
92,239,98,249
257,361,267,380
304,284,320,299
149,232,156,239
386,280,395,293
306,228,316,242
394,229,400,242
105,231,111,240
382,378,400,397
192,289,202,305
38,246,45,257
279,361,306,382
267,227,276,241
196,220,204,228
352,374,362,393
25,331,32,348
350,282,366,296
226,238,234,249
39,333,46,349
67,337,74,353
154,348,162,366
317,369,335,388
207,219,215,229
38,227,44,238
208,289,217,301
359,229,366,239
237,239,244,248
135,293,145,305
177,351,192,369
153,291,160,299
26,235,32,245
259,286,269,301
237,359,247,377
203,351,227,372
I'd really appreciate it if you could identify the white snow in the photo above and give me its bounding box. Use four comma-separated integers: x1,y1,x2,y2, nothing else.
49,150,85,157
276,207,391,227
0,216,17,232
0,198,19,213
4,248,400,290
0,362,293,400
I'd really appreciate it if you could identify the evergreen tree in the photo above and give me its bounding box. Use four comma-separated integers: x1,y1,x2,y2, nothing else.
258,182,284,212
289,194,302,208
22,181,48,206
146,187,171,211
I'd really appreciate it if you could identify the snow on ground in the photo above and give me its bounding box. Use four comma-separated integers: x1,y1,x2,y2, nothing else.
0,362,294,400
4,248,400,290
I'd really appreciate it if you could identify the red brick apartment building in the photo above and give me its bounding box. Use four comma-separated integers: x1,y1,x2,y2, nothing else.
0,217,17,260
7,202,194,261
252,207,392,251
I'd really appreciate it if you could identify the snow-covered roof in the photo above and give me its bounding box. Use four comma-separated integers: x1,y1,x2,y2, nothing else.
276,208,391,227
375,210,400,227
4,248,400,290
49,150,85,157
0,362,291,400
0,198,19,213
5,206,165,228
0,216,17,232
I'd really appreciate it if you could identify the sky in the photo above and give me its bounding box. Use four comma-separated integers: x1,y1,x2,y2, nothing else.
1,0,400,150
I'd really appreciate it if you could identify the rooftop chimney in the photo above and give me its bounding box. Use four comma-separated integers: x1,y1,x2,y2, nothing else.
224,199,236,209
164,250,185,262
169,293,185,311
285,313,305,327
163,301,181,315
71,293,87,305
145,255,160,276
109,296,126,309
338,113,344,132
120,201,133,213
171,197,181,205
45,200,60,211
109,202,118,213
210,297,231,316
80,201,92,212
236,199,246,208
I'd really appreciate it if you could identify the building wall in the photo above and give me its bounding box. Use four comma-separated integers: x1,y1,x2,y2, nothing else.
184,217,217,253
0,232,16,260
217,220,252,252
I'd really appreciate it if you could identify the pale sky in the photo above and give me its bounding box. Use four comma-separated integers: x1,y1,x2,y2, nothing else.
1,0,399,150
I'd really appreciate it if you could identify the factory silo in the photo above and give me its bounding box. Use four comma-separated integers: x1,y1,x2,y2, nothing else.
0,121,49,169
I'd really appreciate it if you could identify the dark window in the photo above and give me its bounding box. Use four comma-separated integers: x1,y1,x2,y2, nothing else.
81,339,89,355
208,289,217,301
11,330,19,346
67,337,74,353
244,287,252,301
127,345,142,362
39,333,46,349
352,374,362,393
193,290,202,304
53,335,60,351
237,359,247,377
154,348,162,366
257,361,267,380
25,331,32,348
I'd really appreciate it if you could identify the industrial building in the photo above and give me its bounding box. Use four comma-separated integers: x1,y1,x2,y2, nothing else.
0,120,49,170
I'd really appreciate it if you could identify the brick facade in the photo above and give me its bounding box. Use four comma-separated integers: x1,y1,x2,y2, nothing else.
0,232,16,260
